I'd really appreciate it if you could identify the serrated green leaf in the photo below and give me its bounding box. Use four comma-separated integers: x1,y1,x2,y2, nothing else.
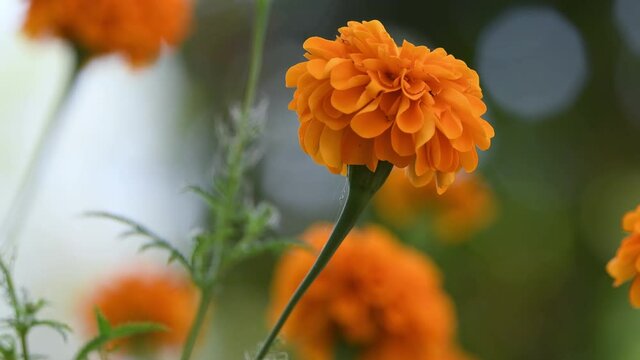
86,211,192,272
73,318,167,360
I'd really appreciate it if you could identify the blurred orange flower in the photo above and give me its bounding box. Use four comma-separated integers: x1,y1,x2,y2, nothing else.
607,205,640,307
374,169,495,242
270,223,469,360
23,0,192,65
84,269,197,353
286,20,494,193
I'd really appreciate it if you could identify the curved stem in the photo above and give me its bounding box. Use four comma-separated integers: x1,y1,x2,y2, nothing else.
254,162,393,360
180,288,212,360
0,56,83,258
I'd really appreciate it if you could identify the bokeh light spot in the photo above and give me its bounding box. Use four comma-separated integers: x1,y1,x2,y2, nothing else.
477,6,588,120
615,0,640,56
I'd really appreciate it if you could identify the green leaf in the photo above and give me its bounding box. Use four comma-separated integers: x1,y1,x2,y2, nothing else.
109,322,167,339
85,211,192,271
30,320,72,341
185,185,220,208
95,309,110,335
73,311,167,360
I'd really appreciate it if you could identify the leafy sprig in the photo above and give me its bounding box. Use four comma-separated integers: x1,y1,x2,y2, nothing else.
73,309,167,360
0,257,71,360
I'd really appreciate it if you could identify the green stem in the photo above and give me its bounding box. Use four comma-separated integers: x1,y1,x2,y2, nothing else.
226,0,271,193
0,54,84,258
180,289,213,360
0,258,28,360
205,0,271,276
19,332,29,360
182,1,271,356
254,162,393,360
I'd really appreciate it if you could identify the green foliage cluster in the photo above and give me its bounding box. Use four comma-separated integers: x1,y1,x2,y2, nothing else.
0,258,70,360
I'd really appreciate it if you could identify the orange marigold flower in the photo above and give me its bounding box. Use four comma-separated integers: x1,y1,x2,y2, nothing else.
83,269,197,353
23,0,192,65
373,169,495,242
607,205,640,307
286,20,494,193
270,223,469,360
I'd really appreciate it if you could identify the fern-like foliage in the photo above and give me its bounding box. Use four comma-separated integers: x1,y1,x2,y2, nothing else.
85,211,192,272
0,257,71,360
89,104,306,295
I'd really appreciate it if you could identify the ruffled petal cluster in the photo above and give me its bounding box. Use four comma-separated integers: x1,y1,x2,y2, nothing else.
286,20,494,193
270,223,469,360
23,0,192,65
83,269,197,352
374,169,495,242
607,205,640,307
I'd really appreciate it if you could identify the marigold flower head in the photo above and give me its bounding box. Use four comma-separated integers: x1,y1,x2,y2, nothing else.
374,169,495,242
286,20,494,193
23,0,192,65
83,269,197,353
607,205,640,307
270,223,469,360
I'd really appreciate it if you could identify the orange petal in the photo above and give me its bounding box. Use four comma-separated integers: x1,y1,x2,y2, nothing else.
436,139,457,172
437,111,463,139
405,164,435,187
374,130,412,167
414,145,430,176
396,98,424,133
414,108,436,148
440,88,474,115
435,171,456,194
351,109,392,139
286,62,308,87
467,94,487,116
342,129,375,168
331,87,370,114
308,81,332,113
459,150,479,172
322,95,342,119
301,120,325,157
331,61,370,90
451,130,474,152
307,59,328,79
319,126,344,169
391,123,415,156
303,37,345,59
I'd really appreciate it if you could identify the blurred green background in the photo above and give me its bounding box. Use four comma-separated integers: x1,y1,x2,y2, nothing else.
1,0,640,359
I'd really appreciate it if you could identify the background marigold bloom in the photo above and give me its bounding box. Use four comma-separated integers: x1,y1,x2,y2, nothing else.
270,223,469,360
374,169,495,242
83,269,197,353
23,0,192,65
286,20,494,193
607,205,640,307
